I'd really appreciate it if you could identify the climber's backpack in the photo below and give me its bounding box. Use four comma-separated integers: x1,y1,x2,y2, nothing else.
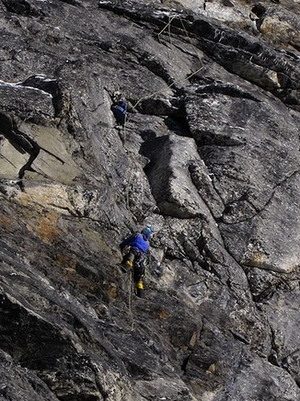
111,101,127,124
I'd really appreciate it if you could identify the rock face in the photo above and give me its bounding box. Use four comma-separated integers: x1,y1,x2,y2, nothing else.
0,0,299,400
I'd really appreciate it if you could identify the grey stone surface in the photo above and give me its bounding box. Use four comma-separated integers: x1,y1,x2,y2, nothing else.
0,0,299,400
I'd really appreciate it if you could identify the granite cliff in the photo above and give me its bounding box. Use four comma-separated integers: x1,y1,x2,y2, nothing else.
0,0,299,400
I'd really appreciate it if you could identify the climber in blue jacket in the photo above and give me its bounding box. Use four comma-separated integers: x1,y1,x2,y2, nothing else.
120,226,153,297
111,91,127,126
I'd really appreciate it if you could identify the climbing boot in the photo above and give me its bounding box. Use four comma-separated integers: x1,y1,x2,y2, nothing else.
135,280,144,298
126,260,133,268
120,259,133,273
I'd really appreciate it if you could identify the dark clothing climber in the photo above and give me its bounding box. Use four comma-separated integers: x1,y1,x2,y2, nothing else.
120,226,153,298
111,92,127,126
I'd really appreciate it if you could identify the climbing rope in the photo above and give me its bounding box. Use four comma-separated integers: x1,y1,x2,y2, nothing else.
132,14,204,110
157,15,176,46
121,117,127,145
126,165,134,209
128,266,135,330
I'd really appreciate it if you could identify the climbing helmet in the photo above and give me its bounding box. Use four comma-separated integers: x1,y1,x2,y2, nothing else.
141,225,153,240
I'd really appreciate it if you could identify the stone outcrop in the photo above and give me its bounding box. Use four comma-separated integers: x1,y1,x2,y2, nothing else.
0,1,299,400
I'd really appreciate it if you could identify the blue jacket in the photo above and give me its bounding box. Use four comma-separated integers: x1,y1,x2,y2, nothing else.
120,234,149,254
111,101,127,124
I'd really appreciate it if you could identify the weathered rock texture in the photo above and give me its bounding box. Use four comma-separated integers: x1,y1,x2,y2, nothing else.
0,0,299,400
